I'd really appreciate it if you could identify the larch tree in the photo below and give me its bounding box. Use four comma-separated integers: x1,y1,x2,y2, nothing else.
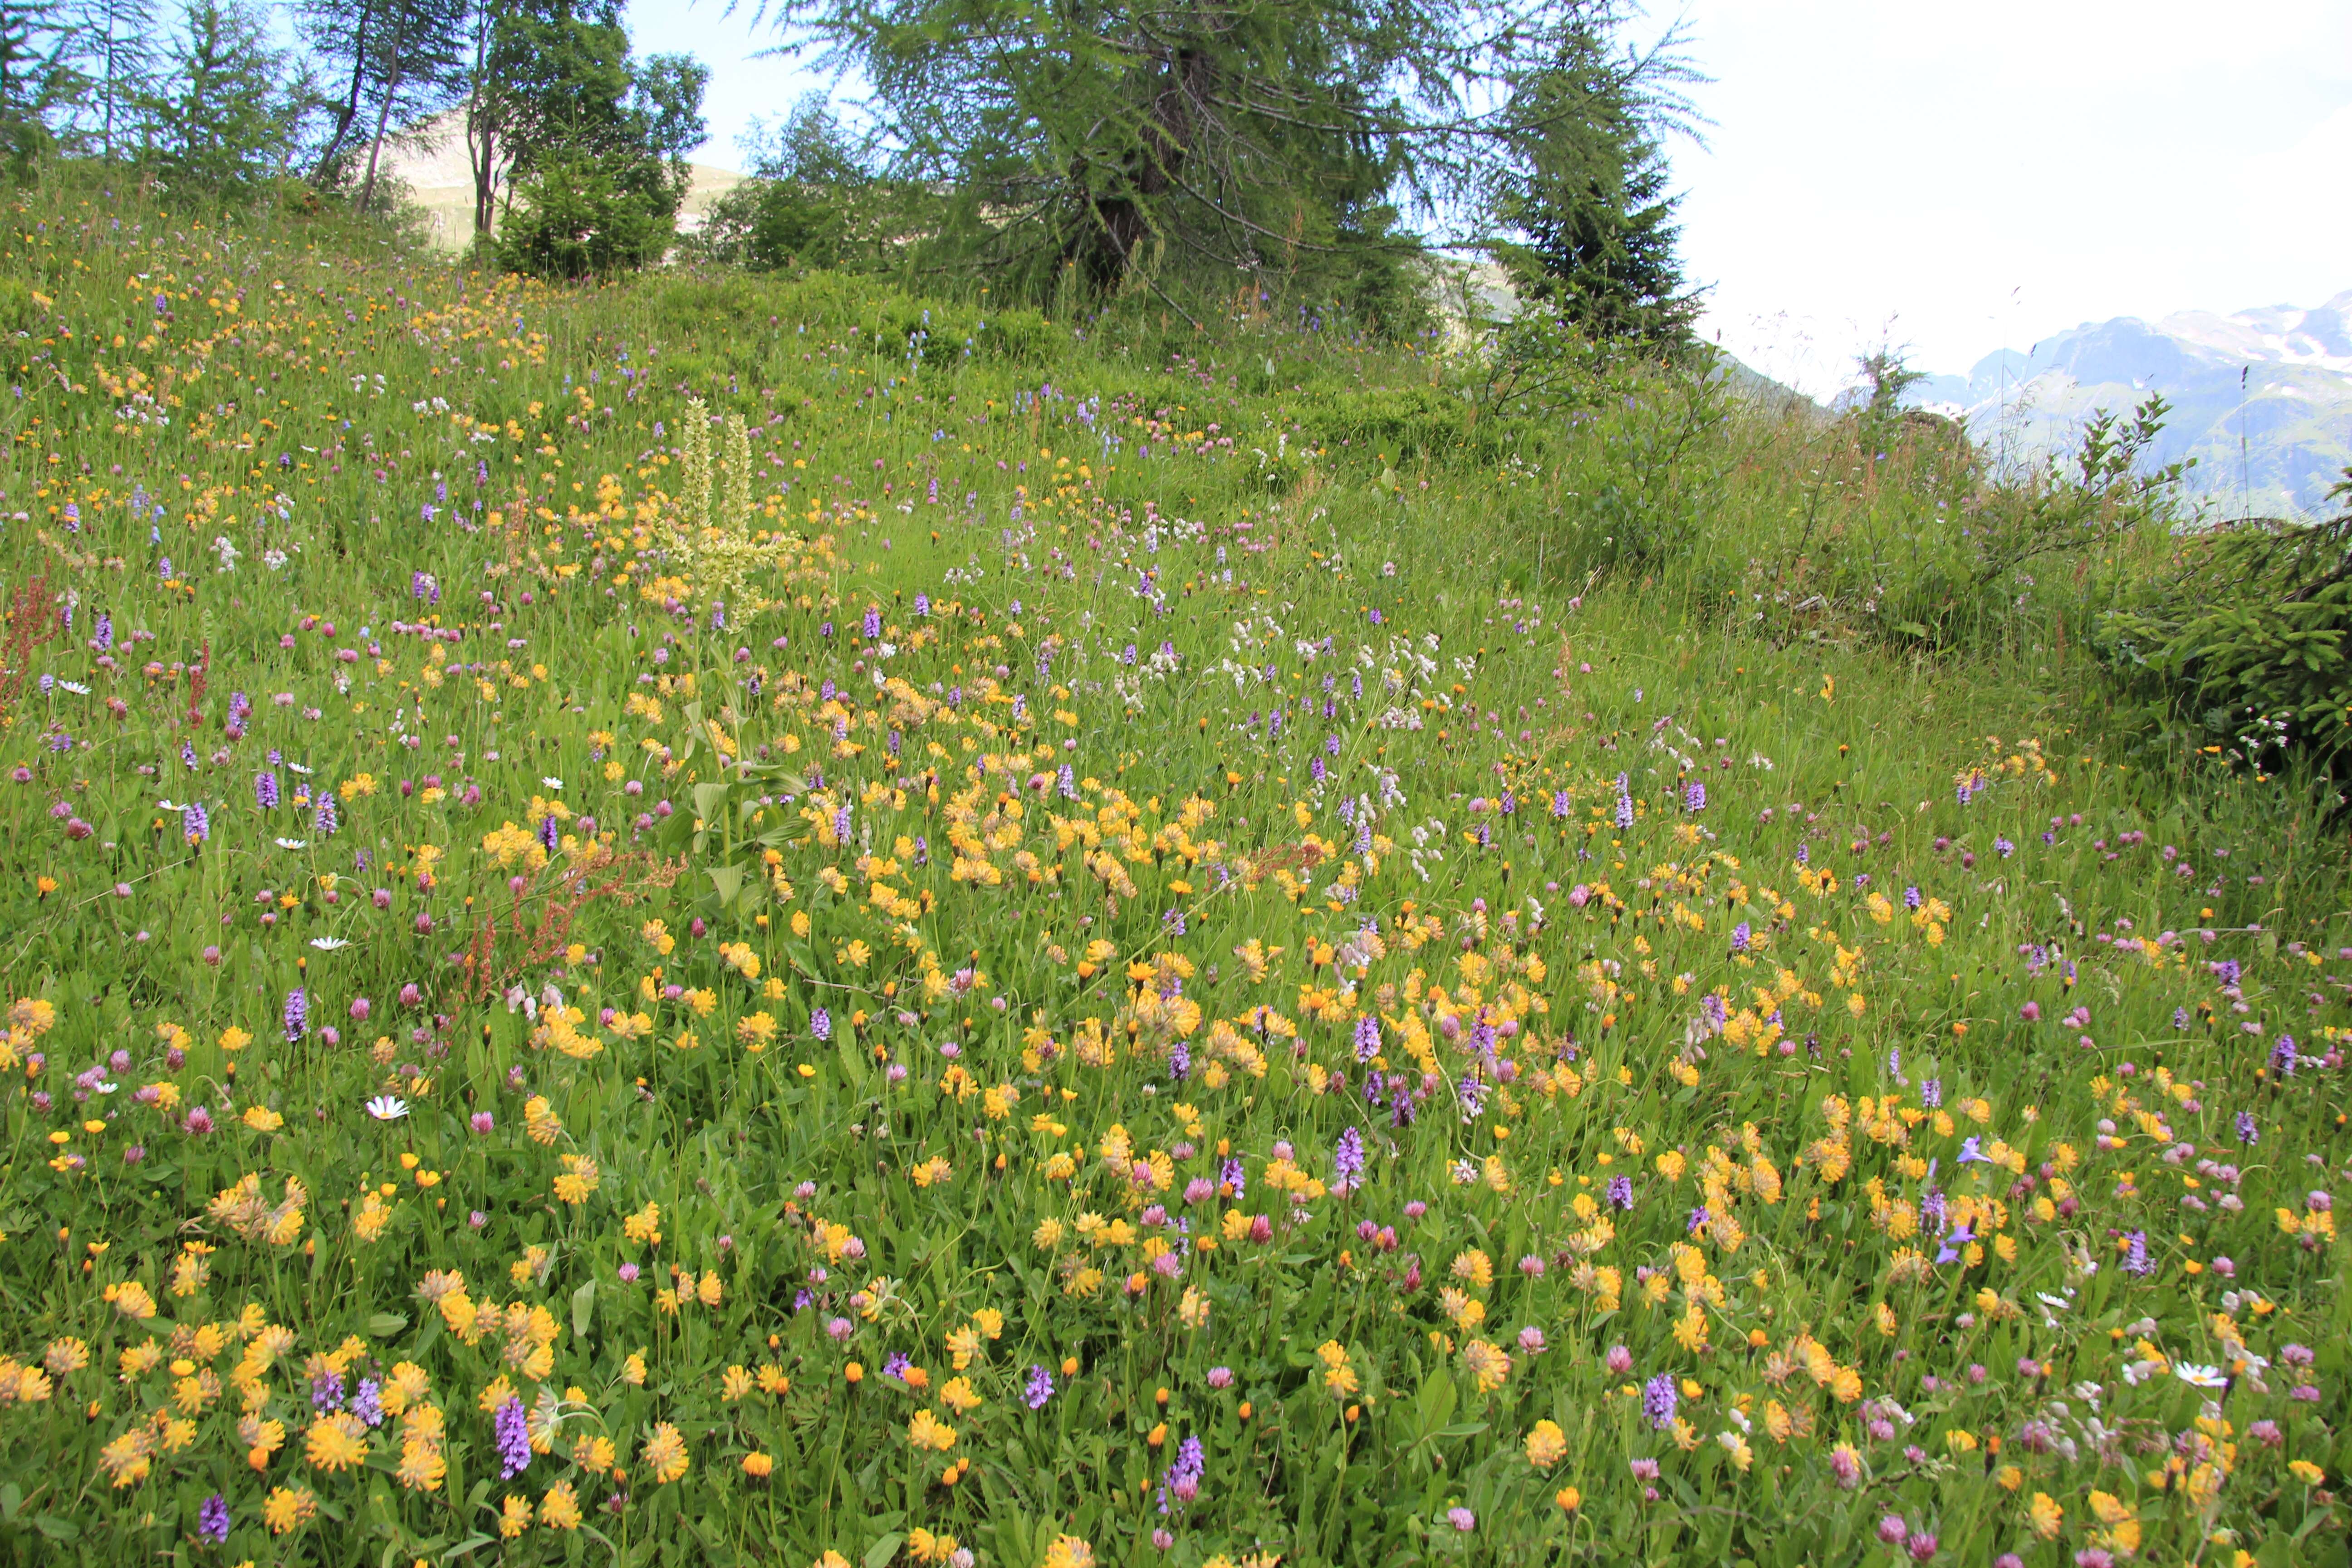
741,0,1666,320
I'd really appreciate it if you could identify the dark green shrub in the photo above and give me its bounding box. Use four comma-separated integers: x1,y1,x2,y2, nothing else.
2100,470,2352,794
1294,384,1476,464
497,151,681,278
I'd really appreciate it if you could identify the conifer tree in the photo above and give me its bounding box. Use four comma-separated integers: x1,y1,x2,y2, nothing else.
298,0,471,196
1487,16,1701,355
144,0,301,196
490,13,706,278
465,0,630,242
0,0,73,164
744,0,1664,317
69,0,160,162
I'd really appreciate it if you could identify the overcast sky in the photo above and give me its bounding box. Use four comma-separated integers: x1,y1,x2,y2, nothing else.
633,0,2352,398
1663,0,2352,395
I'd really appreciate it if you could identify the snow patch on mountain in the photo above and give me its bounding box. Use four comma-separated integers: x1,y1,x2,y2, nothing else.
1910,292,2352,519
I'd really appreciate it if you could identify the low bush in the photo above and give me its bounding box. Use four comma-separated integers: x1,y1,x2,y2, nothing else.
2100,470,2352,801
497,151,684,279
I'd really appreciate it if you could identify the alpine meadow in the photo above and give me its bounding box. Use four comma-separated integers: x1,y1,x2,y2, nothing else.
0,0,2347,1565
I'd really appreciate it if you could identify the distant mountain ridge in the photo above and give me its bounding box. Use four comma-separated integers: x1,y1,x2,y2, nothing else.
1909,291,2352,519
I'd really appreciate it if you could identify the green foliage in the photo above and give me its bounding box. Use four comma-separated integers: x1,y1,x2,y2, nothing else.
139,0,302,202
63,0,160,162
1290,382,1477,465
1696,395,2189,657
1298,203,1436,341
0,0,75,170
616,270,1056,383
1448,302,1656,426
1963,397,2190,592
477,0,639,187
0,271,37,332
2101,470,2352,797
761,0,1651,317
495,145,681,278
1487,26,1700,357
1852,345,1927,423
693,96,931,276
490,23,706,280
0,183,2346,1568
627,53,707,166
299,0,474,189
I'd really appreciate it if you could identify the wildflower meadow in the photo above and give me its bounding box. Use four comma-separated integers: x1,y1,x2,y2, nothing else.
0,186,2347,1568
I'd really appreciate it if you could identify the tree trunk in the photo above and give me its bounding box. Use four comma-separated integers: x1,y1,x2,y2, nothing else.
1068,44,1209,294
471,119,497,238
466,5,497,240
311,0,377,181
98,17,116,162
358,3,409,214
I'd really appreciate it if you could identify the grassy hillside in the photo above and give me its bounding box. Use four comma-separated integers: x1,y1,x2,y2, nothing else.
0,180,2346,1567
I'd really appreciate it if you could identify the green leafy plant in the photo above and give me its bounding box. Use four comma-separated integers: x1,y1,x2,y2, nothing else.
496,147,681,276
0,175,2344,1568
2102,467,2352,795
491,28,705,278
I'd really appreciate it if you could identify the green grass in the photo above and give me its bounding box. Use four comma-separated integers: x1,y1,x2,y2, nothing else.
0,174,2345,1568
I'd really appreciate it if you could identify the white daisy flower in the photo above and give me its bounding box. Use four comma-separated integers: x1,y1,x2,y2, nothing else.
365,1096,409,1121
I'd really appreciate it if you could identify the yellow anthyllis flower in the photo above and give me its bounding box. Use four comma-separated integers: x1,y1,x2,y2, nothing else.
1460,1339,1511,1394
1525,1420,1568,1467
552,1154,601,1205
907,1409,958,1451
305,1411,369,1472
263,1485,318,1535
103,1280,159,1320
524,1097,564,1145
907,1530,960,1566
641,1421,690,1483
97,1427,153,1488
1315,1339,1358,1398
540,1480,583,1529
